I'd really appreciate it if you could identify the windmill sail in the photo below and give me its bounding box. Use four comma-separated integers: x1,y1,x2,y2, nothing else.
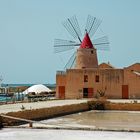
85,15,102,38
92,36,109,50
54,39,79,53
62,16,82,42
64,51,76,70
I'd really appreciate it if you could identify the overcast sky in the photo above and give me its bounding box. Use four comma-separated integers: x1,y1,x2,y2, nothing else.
0,0,140,84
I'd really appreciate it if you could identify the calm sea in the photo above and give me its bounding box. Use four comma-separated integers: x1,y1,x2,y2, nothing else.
1,84,56,88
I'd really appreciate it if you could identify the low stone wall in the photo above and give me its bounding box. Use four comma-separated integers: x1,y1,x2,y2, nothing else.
1,102,89,126
105,102,140,111
0,116,3,128
2,100,140,126
88,100,140,111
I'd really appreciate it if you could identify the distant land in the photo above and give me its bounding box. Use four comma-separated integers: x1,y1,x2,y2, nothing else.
1,84,56,89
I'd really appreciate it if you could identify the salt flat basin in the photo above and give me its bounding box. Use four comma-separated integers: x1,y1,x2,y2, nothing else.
0,128,140,140
27,110,140,131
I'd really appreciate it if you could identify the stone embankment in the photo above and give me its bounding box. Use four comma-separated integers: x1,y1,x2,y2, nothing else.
1,99,140,126
0,116,3,128
88,99,140,111
1,100,89,126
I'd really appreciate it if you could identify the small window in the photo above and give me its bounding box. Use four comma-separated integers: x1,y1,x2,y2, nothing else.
91,50,93,54
95,75,99,82
82,67,86,69
84,75,88,82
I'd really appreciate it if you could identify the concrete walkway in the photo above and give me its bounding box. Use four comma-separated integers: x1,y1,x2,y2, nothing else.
1,99,140,114
0,99,88,114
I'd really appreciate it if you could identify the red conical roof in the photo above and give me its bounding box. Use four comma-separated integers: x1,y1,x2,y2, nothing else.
80,33,94,49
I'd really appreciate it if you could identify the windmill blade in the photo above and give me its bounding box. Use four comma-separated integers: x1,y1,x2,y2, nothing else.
64,51,76,70
94,44,110,51
54,39,79,46
92,36,109,45
54,39,80,53
54,46,75,53
85,15,102,38
62,16,82,42
92,36,109,51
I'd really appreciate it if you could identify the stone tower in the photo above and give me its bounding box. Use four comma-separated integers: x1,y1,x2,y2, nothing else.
75,33,98,69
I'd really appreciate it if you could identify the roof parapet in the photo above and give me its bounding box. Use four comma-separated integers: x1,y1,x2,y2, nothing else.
56,71,66,75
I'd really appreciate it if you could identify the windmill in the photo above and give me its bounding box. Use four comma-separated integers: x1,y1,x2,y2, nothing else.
54,15,109,70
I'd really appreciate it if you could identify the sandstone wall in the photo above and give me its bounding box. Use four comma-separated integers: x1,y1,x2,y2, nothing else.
1,103,88,126
105,102,140,111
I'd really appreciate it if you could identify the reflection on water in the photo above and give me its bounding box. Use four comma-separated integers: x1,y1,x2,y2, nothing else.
40,110,140,131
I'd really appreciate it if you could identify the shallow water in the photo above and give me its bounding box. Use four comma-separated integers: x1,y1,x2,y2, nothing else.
37,110,140,131
1,111,140,139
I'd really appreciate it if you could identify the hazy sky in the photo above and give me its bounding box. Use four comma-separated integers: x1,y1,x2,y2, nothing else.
0,0,140,84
